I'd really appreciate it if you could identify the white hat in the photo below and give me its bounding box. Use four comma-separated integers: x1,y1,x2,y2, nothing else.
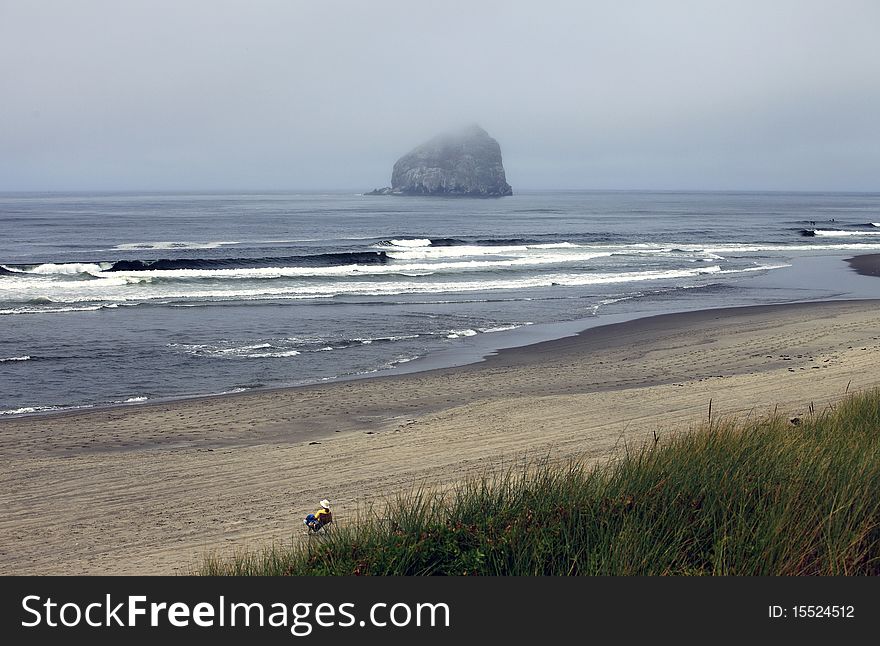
320,499,330,508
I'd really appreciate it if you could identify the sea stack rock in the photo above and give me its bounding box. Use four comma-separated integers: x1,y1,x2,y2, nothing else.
368,125,513,197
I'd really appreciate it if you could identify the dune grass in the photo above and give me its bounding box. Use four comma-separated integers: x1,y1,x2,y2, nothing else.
199,389,880,575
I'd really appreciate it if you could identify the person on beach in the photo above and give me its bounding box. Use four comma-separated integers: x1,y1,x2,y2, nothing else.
304,499,332,531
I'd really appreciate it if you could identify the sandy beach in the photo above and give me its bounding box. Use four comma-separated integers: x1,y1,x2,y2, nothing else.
3,298,880,575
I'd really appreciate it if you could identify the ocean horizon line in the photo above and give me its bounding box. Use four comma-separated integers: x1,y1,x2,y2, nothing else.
2,187,879,196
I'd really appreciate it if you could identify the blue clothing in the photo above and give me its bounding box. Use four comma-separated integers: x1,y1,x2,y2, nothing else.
305,513,327,531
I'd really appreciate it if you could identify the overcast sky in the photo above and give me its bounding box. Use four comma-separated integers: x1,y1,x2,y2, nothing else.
1,0,878,191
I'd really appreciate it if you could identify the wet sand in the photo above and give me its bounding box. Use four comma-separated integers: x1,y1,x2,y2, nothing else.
846,253,880,277
3,299,880,574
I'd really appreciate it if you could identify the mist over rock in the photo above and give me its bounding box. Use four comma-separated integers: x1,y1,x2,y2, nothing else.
368,125,513,197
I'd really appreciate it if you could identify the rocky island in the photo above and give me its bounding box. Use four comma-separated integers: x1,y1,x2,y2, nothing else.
367,125,513,197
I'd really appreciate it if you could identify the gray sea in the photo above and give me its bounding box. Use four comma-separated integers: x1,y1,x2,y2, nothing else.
2,190,880,416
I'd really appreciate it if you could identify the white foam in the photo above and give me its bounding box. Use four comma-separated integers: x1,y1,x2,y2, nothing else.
0,355,31,362
386,355,419,367
0,238,846,314
112,241,239,251
10,252,611,286
4,241,876,300
0,305,106,315
715,263,791,275
17,263,107,275
381,244,529,260
386,239,432,247
590,295,639,314
598,296,637,307
168,341,300,360
529,242,579,249
0,261,791,309
478,324,522,333
62,249,617,282
809,230,880,237
446,329,478,339
676,242,880,253
1,406,56,416
124,396,148,403
0,404,93,416
219,343,272,353
248,350,301,358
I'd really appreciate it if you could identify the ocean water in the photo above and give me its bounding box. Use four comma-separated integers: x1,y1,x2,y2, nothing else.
2,190,880,416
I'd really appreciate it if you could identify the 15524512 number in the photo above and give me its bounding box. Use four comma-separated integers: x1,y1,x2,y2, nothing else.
792,606,854,618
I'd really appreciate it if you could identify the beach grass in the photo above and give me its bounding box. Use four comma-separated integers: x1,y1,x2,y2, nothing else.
199,389,880,575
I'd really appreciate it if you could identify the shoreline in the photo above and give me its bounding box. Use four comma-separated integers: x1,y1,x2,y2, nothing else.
3,251,878,423
2,298,880,452
5,298,880,574
2,296,877,426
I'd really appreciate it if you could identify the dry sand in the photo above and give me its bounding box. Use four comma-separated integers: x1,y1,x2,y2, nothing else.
2,299,880,575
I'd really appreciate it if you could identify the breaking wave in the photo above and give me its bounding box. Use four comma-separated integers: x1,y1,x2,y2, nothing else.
2,252,390,276
801,229,880,237
106,252,390,271
1,232,848,315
